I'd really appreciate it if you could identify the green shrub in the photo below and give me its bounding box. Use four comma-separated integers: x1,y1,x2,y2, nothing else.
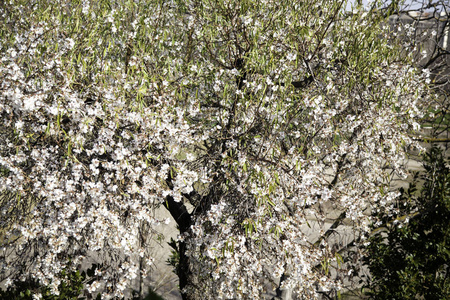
364,146,450,299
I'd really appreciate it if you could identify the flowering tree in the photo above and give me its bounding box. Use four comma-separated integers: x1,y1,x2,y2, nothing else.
0,0,431,299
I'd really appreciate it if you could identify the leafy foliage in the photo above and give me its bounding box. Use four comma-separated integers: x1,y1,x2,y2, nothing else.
364,146,450,299
167,237,180,276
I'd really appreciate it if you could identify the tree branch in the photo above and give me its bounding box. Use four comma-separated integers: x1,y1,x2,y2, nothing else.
163,195,192,233
409,135,450,143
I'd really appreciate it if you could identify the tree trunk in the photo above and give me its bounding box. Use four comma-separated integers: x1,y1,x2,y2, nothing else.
272,274,293,300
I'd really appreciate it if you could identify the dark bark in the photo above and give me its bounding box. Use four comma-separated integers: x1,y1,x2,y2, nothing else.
163,195,192,299
164,195,192,233
177,241,190,300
